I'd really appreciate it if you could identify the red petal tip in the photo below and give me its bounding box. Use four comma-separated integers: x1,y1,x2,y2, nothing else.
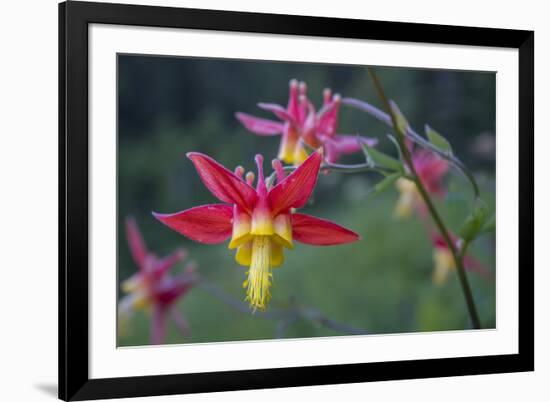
235,112,284,136
267,151,322,215
185,152,257,210
152,205,233,244
292,213,360,245
151,211,163,219
186,151,211,160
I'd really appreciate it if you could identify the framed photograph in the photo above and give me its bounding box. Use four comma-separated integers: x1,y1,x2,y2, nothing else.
59,1,534,400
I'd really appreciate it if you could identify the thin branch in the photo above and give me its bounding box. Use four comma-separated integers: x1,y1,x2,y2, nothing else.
275,317,298,338
195,276,369,336
322,161,391,175
196,277,290,319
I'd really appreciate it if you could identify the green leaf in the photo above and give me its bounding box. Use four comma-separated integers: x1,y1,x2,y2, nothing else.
373,172,401,195
360,141,402,172
459,200,490,242
480,214,496,234
389,100,409,135
425,124,453,155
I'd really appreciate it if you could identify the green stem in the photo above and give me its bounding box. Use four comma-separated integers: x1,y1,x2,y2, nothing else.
367,67,481,329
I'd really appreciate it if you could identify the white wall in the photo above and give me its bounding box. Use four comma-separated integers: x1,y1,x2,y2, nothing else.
0,0,545,401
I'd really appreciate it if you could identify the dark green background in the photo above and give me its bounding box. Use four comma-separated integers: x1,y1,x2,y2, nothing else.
118,54,496,346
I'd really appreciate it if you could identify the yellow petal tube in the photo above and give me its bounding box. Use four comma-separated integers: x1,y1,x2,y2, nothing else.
251,207,274,236
273,213,293,249
270,241,284,267
236,236,284,268
394,177,418,219
228,206,252,249
292,143,309,165
278,125,301,164
235,241,252,266
432,247,456,286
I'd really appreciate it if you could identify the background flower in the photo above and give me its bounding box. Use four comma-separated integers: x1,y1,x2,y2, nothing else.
236,79,377,165
431,234,490,286
119,217,196,344
394,149,449,218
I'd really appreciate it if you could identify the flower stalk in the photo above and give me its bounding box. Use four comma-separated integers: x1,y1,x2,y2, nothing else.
367,67,481,329
264,154,392,188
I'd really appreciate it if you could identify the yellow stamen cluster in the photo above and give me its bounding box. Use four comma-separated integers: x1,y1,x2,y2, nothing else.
243,236,273,311
230,208,292,310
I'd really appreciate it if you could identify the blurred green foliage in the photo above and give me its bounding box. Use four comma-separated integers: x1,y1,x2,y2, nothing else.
117,55,496,346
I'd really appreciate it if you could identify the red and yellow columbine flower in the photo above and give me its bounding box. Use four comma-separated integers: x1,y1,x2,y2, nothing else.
395,149,449,218
153,151,359,310
119,217,195,344
236,79,377,165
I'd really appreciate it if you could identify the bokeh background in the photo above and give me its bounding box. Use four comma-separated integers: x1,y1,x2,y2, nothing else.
117,54,496,346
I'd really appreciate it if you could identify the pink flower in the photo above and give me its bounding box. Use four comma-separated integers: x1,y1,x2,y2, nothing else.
153,151,359,310
119,217,195,344
412,149,449,197
431,234,489,286
395,149,449,218
236,79,377,165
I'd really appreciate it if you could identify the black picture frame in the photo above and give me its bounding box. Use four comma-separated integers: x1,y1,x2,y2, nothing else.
59,1,534,400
